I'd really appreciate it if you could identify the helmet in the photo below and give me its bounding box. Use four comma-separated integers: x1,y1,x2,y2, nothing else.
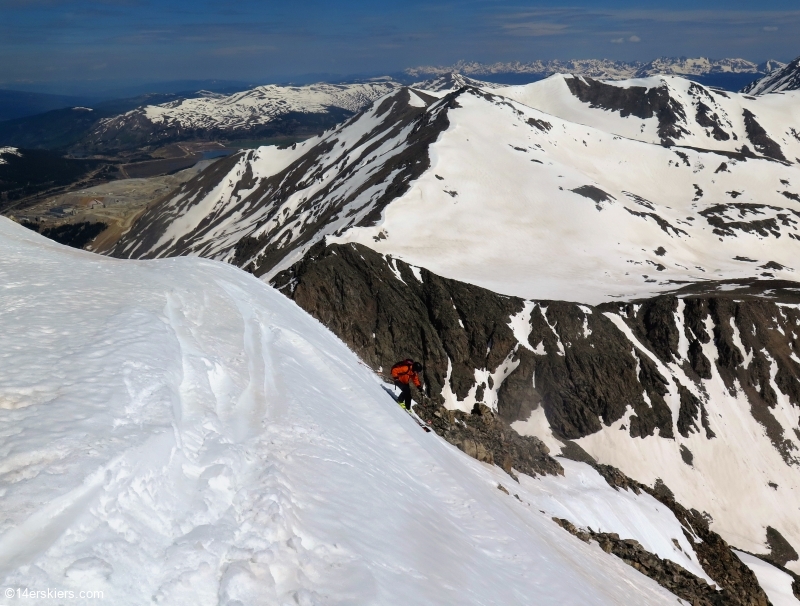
412,361,423,372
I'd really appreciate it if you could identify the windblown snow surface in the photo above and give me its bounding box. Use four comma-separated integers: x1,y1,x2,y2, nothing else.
0,218,730,605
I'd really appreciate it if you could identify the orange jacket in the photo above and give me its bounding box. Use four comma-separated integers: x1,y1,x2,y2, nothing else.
391,359,421,387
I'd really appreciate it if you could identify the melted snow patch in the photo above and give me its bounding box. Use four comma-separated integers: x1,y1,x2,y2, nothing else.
509,301,536,349
0,147,21,165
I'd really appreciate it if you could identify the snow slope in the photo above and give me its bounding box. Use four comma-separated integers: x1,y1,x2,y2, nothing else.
496,73,800,154
0,217,705,605
338,86,800,303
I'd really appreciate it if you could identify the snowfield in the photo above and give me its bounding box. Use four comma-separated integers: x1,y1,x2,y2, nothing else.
337,84,800,303
0,218,717,605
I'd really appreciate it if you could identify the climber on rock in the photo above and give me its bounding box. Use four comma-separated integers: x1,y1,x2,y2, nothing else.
391,359,423,411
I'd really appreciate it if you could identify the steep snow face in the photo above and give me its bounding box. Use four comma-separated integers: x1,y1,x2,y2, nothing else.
496,74,800,156
114,82,800,304
93,81,399,134
744,56,800,95
0,218,694,605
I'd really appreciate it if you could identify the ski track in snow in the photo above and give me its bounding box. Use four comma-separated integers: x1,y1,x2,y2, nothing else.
0,218,699,605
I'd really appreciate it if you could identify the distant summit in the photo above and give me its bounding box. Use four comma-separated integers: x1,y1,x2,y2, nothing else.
410,73,504,92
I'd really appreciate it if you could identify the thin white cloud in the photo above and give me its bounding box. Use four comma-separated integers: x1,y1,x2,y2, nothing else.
501,22,570,37
628,35,641,42
610,37,625,44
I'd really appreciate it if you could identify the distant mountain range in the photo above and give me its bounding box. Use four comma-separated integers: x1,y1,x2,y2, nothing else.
406,57,785,79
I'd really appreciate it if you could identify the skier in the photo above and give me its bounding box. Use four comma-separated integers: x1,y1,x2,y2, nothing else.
390,359,423,411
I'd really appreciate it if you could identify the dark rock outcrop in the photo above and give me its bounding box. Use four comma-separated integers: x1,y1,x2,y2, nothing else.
413,401,563,478
742,109,787,161
564,76,690,144
273,242,800,463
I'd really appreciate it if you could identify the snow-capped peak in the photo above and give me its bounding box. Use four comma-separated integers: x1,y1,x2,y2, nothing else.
412,72,505,93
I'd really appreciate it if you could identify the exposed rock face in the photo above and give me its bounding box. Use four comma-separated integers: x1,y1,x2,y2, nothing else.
272,240,523,410
273,242,800,458
412,401,563,478
742,109,787,161
564,76,690,144
765,526,799,567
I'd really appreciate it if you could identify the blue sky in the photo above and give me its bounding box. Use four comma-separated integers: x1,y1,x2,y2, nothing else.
1,0,798,92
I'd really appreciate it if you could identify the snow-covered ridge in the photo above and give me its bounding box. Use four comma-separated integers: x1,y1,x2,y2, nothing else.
496,73,800,154
1,217,727,605
406,57,785,80
94,81,400,133
744,56,800,95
